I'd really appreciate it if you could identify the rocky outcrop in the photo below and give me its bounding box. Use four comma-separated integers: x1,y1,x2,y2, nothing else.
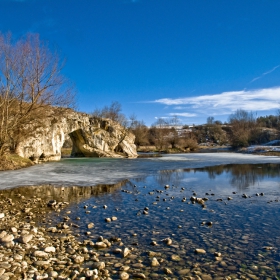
15,110,138,162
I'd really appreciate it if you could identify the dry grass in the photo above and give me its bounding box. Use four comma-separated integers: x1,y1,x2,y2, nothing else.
0,154,34,171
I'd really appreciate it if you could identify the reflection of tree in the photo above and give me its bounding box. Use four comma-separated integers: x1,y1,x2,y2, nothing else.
155,169,185,186
0,180,127,204
183,164,280,191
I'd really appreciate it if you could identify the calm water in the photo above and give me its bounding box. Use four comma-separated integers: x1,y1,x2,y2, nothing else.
2,159,280,279
1,153,280,189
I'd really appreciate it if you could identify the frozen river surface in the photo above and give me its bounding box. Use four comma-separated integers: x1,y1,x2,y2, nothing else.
1,153,280,189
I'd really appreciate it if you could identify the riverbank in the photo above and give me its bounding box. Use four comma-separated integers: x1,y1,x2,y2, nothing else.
0,183,137,280
0,154,34,171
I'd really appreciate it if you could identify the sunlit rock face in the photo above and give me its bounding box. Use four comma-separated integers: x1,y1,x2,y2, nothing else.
15,110,138,162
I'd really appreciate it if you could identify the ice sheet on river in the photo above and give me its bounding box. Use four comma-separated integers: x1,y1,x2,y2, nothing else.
1,153,280,189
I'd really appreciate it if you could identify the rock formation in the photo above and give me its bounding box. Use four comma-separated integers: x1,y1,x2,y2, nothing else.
15,109,138,162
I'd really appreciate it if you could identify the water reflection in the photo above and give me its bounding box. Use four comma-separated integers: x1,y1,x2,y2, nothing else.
194,163,280,191
0,180,127,203
156,163,280,191
155,169,185,186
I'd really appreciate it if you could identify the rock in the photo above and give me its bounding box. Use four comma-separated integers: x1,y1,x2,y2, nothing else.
34,260,50,266
47,200,57,206
0,213,4,219
10,227,17,233
122,248,131,258
0,233,14,243
113,248,122,254
16,112,138,161
95,242,107,248
49,271,58,278
105,218,111,222
33,251,49,259
74,255,84,264
120,265,130,271
162,237,172,245
195,248,206,254
19,234,33,244
44,246,56,253
87,222,94,229
120,272,130,280
177,269,190,275
92,262,105,270
171,255,181,261
164,268,173,274
133,273,146,279
151,257,160,267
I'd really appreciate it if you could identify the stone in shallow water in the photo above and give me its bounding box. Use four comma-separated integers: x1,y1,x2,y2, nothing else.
133,273,146,279
95,242,107,248
178,268,190,275
92,262,105,270
122,248,131,258
195,248,206,254
87,222,94,229
171,255,181,261
151,257,160,267
120,272,129,280
74,255,84,264
164,267,173,274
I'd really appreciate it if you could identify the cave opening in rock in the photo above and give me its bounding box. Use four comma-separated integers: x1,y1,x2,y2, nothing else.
61,137,74,158
114,144,124,153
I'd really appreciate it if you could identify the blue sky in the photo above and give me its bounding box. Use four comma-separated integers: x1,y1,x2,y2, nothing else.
1,0,280,125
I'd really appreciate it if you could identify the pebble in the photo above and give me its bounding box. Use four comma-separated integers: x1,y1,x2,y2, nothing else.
120,272,129,280
19,234,33,244
151,257,160,267
87,222,94,229
195,249,206,254
122,248,131,258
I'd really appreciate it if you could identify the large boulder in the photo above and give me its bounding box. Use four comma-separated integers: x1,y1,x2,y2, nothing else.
15,110,138,162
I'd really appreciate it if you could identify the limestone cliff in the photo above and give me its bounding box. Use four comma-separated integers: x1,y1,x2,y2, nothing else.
15,110,138,162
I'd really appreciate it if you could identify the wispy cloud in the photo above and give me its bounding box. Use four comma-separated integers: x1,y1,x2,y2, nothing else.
169,113,197,117
250,65,280,83
154,87,280,117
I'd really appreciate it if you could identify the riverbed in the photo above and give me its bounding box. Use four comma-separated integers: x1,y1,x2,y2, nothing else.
1,154,280,279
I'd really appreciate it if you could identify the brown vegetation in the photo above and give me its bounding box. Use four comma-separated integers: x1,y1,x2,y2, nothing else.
0,33,75,158
0,153,34,171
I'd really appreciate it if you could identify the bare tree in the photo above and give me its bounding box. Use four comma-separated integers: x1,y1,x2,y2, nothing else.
92,101,127,126
129,115,149,147
228,109,259,147
0,33,75,155
149,118,169,150
207,116,215,125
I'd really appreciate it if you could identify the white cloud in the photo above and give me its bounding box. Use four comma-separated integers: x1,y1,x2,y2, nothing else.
154,87,280,116
250,65,280,83
169,113,197,117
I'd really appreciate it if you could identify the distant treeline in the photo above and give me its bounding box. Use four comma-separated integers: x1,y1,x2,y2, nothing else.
91,103,280,151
